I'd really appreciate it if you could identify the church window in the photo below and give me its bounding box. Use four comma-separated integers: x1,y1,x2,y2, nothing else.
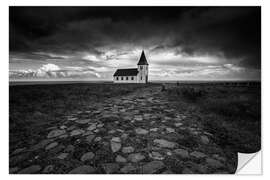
116,77,118,80
140,66,143,70
141,76,142,80
121,77,123,80
131,77,134,80
126,77,128,80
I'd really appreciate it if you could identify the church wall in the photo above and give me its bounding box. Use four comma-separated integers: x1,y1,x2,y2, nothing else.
113,76,138,83
137,65,148,83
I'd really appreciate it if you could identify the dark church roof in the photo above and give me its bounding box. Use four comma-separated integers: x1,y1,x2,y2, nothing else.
113,68,138,76
137,50,149,65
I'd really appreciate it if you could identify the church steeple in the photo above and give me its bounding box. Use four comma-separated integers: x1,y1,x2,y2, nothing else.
137,50,149,65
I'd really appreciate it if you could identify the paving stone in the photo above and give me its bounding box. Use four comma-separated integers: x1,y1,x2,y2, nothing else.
166,127,175,133
47,129,66,138
153,139,177,148
128,153,145,162
201,135,210,144
75,119,91,124
142,161,165,174
111,141,121,153
94,137,102,142
149,151,164,160
64,145,75,153
120,164,137,173
111,137,121,142
80,152,95,162
68,165,96,174
102,163,120,174
182,168,194,174
206,158,224,168
57,153,69,160
18,165,41,174
115,155,127,163
174,149,189,159
135,128,149,135
86,135,95,143
150,128,158,132
70,129,85,136
175,123,183,127
87,123,97,131
45,142,58,150
122,146,135,154
190,151,207,159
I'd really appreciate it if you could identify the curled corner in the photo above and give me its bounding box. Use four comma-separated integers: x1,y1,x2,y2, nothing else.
236,151,262,175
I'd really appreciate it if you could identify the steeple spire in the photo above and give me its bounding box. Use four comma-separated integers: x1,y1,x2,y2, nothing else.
137,50,149,65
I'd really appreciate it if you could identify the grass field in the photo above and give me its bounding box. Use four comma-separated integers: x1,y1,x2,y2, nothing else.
165,84,261,153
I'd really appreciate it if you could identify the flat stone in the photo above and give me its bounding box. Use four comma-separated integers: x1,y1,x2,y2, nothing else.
166,127,175,133
175,123,183,127
29,139,53,151
67,117,77,121
201,135,210,144
87,123,97,131
60,125,67,129
70,129,85,136
120,164,137,173
102,163,120,174
206,158,224,168
122,146,135,154
135,128,149,135
115,155,127,163
149,151,164,160
64,145,75,153
128,153,145,162
68,165,96,174
142,161,165,174
94,137,102,142
182,168,194,174
134,115,143,121
108,130,116,134
121,133,128,140
153,139,177,148
80,152,95,162
67,125,77,131
190,151,207,159
86,135,95,143
42,165,54,173
57,153,69,160
47,129,66,138
150,128,158,132
75,119,91,124
45,142,58,150
174,149,189,159
18,165,41,174
111,141,121,153
83,131,94,136
111,137,121,142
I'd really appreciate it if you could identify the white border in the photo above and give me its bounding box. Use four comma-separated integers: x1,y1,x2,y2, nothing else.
1,0,268,180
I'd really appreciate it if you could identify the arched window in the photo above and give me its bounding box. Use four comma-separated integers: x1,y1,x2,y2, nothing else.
131,77,134,80
116,77,118,80
121,77,123,80
126,77,128,80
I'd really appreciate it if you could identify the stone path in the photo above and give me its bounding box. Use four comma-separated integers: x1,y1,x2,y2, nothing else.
10,86,236,174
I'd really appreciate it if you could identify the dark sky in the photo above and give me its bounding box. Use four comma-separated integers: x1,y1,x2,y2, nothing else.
9,7,261,80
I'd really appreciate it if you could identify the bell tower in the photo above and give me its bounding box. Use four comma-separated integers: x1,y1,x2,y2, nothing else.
137,50,149,83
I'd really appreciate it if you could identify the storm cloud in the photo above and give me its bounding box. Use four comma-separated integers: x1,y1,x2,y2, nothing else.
9,7,261,80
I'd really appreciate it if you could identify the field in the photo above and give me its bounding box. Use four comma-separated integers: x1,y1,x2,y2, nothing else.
9,82,261,174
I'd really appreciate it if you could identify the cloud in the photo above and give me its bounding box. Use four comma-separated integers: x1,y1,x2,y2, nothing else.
9,63,102,79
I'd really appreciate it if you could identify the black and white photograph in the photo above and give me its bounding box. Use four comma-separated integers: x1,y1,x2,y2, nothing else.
9,6,261,174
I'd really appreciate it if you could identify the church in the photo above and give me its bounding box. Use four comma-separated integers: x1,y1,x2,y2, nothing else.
113,50,149,83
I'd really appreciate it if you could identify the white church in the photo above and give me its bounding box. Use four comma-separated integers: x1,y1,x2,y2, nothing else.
113,50,149,83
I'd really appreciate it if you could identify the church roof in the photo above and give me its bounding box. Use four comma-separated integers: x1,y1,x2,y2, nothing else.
113,68,138,76
137,50,149,65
